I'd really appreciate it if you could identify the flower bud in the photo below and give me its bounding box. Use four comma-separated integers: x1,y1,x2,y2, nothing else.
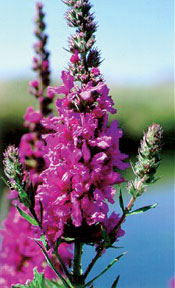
3,145,23,180
128,124,163,197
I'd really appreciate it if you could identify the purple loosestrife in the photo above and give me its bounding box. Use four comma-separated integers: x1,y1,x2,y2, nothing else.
29,2,51,114
0,3,72,287
0,207,72,288
37,0,129,248
64,0,102,84
19,2,53,187
128,124,163,197
1,1,163,287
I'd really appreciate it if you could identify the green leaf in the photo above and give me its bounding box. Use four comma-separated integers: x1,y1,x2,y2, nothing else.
111,275,120,288
53,237,72,282
110,246,124,249
16,182,30,207
36,242,72,288
128,181,137,197
12,285,25,288
84,252,127,287
54,237,62,252
12,268,46,288
129,160,137,176
101,225,111,247
40,234,50,250
46,279,65,288
127,203,158,216
119,188,125,212
149,176,161,184
16,206,39,226
62,237,75,243
32,268,45,287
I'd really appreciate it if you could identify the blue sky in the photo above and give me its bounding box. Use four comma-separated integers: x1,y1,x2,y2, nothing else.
0,0,173,84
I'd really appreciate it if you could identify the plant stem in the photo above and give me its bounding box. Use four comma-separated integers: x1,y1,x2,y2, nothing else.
72,241,84,287
112,196,136,238
84,196,136,281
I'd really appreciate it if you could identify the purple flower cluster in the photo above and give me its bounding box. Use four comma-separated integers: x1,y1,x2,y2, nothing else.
0,206,72,288
36,69,128,246
0,4,73,287
19,2,53,186
19,106,45,185
19,1,54,186
1,0,164,286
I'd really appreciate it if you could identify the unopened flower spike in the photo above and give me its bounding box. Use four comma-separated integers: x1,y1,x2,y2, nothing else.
128,123,163,197
29,1,52,116
20,3,54,186
65,0,102,83
3,145,23,181
3,145,31,207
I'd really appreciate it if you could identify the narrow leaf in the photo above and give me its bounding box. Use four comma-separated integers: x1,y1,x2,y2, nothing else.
12,285,24,288
111,275,120,288
127,203,158,216
16,182,30,207
54,237,62,252
62,237,75,243
129,160,137,176
119,188,125,212
16,206,39,226
110,246,124,249
101,225,111,247
40,234,50,250
54,238,72,282
32,268,45,287
37,242,72,288
84,252,126,287
12,268,46,287
47,279,66,288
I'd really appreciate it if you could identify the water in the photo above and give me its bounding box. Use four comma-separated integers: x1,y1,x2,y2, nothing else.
82,180,174,288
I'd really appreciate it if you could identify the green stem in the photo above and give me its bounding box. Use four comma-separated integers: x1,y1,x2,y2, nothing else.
84,196,136,281
72,241,84,287
84,253,126,288
111,196,136,239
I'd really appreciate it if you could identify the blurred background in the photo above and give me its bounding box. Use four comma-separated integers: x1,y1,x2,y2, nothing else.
0,0,174,287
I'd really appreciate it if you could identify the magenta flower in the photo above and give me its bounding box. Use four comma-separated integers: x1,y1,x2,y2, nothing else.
91,67,100,76
29,80,39,88
48,71,74,97
24,107,42,125
70,50,80,63
35,67,129,246
170,277,175,288
0,206,72,288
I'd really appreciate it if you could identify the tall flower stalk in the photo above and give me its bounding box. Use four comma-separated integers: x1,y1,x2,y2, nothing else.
1,1,163,288
20,2,53,187
0,3,71,288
